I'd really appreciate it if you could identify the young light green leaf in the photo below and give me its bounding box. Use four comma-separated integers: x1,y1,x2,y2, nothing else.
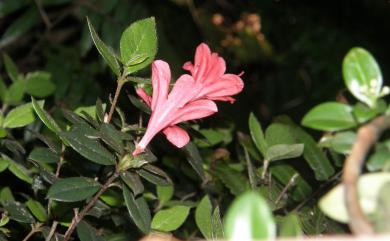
87,17,121,76
25,199,47,222
123,185,151,234
343,47,385,107
211,206,224,239
25,71,56,97
319,172,390,223
249,112,268,157
120,17,157,75
195,195,213,239
224,191,276,240
157,185,174,206
2,53,19,82
367,144,390,171
31,97,62,134
266,143,304,162
151,205,190,232
279,214,303,237
47,177,101,202
3,101,41,128
302,102,356,131
8,160,33,184
3,78,25,104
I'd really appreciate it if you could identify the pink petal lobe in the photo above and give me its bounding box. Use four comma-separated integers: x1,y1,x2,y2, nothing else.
151,60,171,111
182,61,194,73
193,43,211,81
198,74,244,100
136,88,152,106
172,99,218,125
163,126,190,148
167,74,198,108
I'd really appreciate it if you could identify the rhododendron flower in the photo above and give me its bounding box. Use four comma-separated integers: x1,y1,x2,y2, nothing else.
183,43,244,103
133,43,244,156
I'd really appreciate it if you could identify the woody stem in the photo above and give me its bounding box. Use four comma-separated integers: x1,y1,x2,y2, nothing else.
106,77,125,123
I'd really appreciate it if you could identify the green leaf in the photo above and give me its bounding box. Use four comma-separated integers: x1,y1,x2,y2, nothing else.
211,206,224,239
343,47,385,107
3,101,42,128
2,53,19,82
28,147,60,164
59,125,115,166
32,97,62,134
353,101,386,123
0,186,15,202
100,189,123,207
269,164,312,202
120,17,157,75
367,144,390,171
3,78,25,104
87,17,120,76
224,191,276,240
373,182,390,233
0,159,9,173
279,214,303,237
128,94,151,114
183,142,205,180
328,131,356,154
138,164,172,186
195,195,213,239
25,199,48,222
0,7,39,48
214,163,249,196
120,171,144,196
319,172,390,223
157,185,174,206
47,177,101,202
266,116,335,180
0,77,6,101
99,123,124,154
151,205,190,232
25,71,56,97
266,143,304,162
8,160,33,184
302,102,357,131
249,112,268,157
77,221,103,241
2,201,35,223
123,185,151,234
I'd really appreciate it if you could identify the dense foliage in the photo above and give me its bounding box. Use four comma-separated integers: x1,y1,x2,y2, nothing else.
1,1,390,241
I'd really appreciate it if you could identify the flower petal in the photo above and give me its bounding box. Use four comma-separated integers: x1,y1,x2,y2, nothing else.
171,99,218,125
151,60,171,111
182,61,194,74
163,125,190,148
197,73,244,100
136,88,152,106
167,74,198,108
193,43,211,81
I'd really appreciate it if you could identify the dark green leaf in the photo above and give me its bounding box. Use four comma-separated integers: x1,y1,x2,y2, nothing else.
270,164,312,202
151,205,190,232
214,163,249,196
249,112,267,157
47,177,101,202
99,123,124,154
266,116,335,180
343,47,384,107
128,94,151,114
0,7,39,48
302,102,356,131
224,192,275,240
59,126,115,166
2,201,35,223
120,17,157,75
77,220,103,241
28,147,60,164
8,159,33,184
123,185,151,234
87,17,120,76
120,171,144,196
266,144,304,162
183,142,205,180
138,165,172,186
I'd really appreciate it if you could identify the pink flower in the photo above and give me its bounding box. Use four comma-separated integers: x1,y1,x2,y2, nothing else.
132,43,244,156
183,43,244,103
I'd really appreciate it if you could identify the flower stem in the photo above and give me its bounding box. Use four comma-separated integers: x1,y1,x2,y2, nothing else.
63,171,120,240
22,223,42,241
106,77,125,123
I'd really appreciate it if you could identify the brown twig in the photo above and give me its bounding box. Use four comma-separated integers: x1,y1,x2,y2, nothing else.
342,115,390,235
34,0,52,29
45,221,58,241
22,223,43,241
275,173,299,205
63,171,120,240
106,78,125,123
